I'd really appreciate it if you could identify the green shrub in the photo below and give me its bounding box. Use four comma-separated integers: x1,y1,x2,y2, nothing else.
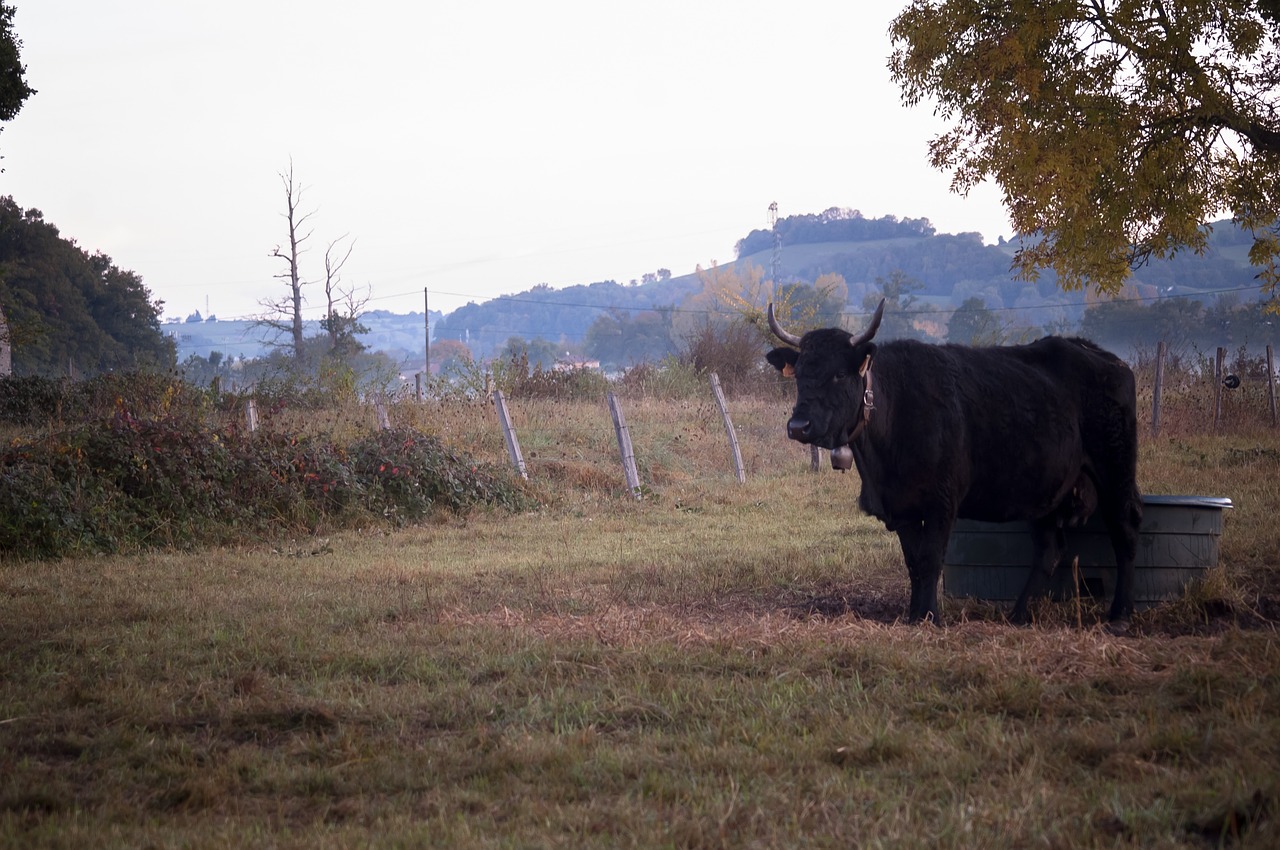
0,375,79,424
0,414,534,561
0,371,214,426
350,427,530,523
495,352,609,401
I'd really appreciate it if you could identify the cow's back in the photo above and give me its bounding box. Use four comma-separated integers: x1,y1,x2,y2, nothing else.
866,340,1088,525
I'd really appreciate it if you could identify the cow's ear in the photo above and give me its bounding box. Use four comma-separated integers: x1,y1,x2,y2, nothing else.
766,347,798,378
856,342,877,376
850,342,876,373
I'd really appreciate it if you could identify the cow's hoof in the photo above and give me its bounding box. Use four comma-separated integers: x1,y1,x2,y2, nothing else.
1105,619,1132,637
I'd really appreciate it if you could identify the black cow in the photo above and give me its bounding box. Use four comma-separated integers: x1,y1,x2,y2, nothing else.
765,299,1143,625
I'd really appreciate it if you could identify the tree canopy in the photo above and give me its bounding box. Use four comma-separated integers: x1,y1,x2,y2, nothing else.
889,0,1280,302
0,3,34,124
0,197,175,375
735,207,936,258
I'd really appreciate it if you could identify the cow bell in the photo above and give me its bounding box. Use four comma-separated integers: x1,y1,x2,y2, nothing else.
831,445,854,471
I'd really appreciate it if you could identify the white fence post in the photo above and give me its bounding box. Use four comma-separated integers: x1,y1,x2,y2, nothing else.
491,389,528,480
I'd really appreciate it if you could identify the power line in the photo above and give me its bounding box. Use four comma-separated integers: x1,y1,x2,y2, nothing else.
185,281,1270,335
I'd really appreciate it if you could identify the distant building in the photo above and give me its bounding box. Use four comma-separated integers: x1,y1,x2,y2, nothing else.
554,358,601,372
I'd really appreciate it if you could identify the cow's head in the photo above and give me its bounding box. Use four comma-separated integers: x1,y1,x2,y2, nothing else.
765,299,885,470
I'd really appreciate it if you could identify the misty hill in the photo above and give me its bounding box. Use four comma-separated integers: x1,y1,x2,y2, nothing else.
731,207,1262,311
167,309,440,370
430,209,1267,358
431,277,701,361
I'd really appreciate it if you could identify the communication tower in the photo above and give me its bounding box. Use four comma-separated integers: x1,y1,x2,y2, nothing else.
769,202,781,286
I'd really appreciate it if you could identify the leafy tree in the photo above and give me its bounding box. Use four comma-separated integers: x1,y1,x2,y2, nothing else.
318,310,368,359
864,271,934,340
0,198,175,375
947,297,1005,345
430,338,473,376
889,0,1280,301
495,336,561,370
776,276,846,329
1081,296,1209,355
735,208,936,257
640,270,674,286
677,318,770,395
682,263,769,334
583,308,675,368
687,262,848,346
0,3,35,167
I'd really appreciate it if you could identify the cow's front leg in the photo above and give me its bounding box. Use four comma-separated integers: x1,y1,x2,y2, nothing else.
896,512,955,624
1010,518,1064,625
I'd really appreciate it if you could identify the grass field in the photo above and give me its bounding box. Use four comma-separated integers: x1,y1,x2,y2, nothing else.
2,391,1278,848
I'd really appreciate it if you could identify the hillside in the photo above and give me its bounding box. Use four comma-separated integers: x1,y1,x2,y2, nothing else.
168,212,1274,367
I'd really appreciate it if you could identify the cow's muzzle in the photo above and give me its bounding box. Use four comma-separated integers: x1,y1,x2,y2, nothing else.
786,416,811,442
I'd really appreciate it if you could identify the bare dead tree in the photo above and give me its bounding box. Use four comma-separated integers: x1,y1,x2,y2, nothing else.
259,161,315,359
321,235,371,357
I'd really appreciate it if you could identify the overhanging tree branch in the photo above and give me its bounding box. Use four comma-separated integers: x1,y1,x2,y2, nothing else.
890,0,1280,304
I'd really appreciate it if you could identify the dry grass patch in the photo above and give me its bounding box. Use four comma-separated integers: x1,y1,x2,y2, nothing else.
3,404,1278,848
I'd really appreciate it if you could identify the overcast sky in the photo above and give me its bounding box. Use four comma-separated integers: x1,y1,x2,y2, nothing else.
2,1,1012,323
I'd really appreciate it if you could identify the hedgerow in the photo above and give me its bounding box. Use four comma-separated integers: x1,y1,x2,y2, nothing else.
0,377,533,560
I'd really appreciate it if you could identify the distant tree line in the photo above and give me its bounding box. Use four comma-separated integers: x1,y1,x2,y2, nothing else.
734,207,936,257
433,277,700,361
1078,296,1279,357
0,197,175,376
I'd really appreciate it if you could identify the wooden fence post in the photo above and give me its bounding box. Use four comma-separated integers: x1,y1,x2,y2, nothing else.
374,396,391,430
1152,340,1166,438
1268,344,1277,428
606,392,643,500
245,398,258,433
810,445,821,472
708,373,746,484
491,390,528,480
415,373,423,402
1214,346,1226,431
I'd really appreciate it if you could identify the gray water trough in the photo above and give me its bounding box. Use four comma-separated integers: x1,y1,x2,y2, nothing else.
943,495,1233,609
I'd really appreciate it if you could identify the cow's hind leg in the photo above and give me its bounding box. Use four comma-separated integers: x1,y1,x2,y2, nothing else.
1010,518,1064,625
1102,486,1142,624
895,512,955,624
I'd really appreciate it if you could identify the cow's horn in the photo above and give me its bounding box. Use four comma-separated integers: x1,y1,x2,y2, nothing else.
767,302,802,347
850,298,886,348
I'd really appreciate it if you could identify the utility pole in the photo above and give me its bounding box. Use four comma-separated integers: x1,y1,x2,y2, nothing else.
769,201,781,287
424,288,430,379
